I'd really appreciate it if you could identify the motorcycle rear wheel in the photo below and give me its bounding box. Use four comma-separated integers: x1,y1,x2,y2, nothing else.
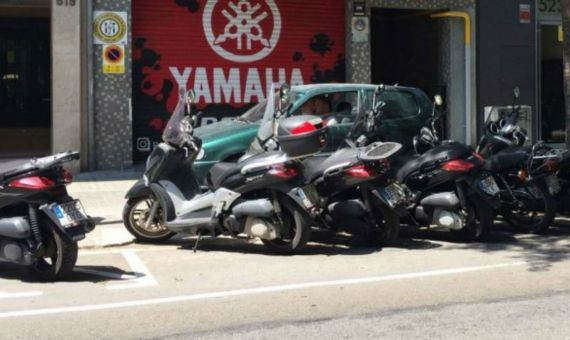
261,197,311,255
364,198,400,246
503,181,556,234
123,195,175,242
29,219,78,281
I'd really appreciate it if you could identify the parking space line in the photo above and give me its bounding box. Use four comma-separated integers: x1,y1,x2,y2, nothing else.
0,291,43,300
106,250,157,290
0,261,524,318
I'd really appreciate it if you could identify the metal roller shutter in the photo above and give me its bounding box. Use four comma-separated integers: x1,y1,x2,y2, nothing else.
132,0,346,161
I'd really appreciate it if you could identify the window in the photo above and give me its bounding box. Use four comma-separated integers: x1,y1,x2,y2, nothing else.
292,91,359,122
365,89,420,119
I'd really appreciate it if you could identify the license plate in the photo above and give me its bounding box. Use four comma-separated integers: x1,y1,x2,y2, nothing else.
296,185,319,209
479,176,500,196
545,175,561,195
52,200,87,228
381,182,407,207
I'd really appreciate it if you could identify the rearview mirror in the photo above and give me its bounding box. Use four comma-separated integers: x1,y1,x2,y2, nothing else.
513,87,520,99
375,84,385,96
186,89,196,103
434,95,443,107
279,83,291,103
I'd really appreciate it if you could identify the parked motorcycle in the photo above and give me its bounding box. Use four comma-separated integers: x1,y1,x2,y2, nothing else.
0,152,95,280
299,85,407,245
123,86,326,254
477,88,558,233
397,95,499,241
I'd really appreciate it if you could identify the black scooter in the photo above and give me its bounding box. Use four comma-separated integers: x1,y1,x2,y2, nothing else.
123,86,326,254
477,87,559,233
300,86,407,245
397,96,499,241
0,152,95,280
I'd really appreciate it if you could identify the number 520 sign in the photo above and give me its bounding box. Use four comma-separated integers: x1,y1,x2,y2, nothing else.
539,0,561,14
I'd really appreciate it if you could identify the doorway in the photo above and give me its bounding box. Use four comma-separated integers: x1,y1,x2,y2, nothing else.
539,24,565,144
0,16,51,157
371,8,449,136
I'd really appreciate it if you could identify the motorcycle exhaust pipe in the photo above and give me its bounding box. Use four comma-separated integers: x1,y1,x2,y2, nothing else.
232,199,274,218
0,217,31,239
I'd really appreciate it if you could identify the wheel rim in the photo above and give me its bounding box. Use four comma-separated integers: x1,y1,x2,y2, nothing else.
508,186,547,230
32,231,59,274
464,204,484,239
265,203,299,248
128,197,170,238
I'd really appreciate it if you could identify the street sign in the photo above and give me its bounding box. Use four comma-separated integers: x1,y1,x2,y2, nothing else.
93,11,128,45
102,44,125,74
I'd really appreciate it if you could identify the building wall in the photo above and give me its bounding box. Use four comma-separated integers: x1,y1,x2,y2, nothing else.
476,0,537,141
52,0,82,171
92,0,133,169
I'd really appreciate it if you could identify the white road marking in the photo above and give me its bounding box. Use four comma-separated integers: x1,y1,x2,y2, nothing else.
0,291,43,300
106,250,157,290
0,261,524,318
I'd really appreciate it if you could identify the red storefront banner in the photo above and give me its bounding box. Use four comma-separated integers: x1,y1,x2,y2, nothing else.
132,0,346,159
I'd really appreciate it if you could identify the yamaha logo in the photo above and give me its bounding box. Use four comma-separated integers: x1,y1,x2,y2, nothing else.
202,0,281,63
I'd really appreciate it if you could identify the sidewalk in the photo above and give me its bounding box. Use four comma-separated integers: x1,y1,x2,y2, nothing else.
69,169,142,249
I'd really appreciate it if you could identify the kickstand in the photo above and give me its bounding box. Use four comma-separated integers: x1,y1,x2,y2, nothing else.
192,232,202,253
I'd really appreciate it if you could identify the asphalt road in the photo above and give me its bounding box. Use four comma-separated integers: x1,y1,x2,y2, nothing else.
2,221,570,339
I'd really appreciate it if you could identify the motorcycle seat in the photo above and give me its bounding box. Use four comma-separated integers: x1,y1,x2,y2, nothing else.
485,149,528,172
394,155,421,183
207,162,241,189
207,151,286,189
302,149,358,182
0,159,34,182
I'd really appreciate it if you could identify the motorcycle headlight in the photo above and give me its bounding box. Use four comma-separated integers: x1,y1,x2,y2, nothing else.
196,148,205,160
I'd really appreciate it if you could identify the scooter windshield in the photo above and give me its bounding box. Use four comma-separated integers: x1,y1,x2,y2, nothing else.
162,87,191,147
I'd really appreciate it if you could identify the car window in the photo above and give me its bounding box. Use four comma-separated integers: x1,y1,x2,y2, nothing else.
291,91,359,122
365,89,420,119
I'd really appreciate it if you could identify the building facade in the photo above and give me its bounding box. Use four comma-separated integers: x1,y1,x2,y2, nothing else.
0,0,563,170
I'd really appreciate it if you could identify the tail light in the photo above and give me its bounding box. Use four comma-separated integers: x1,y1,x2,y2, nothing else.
441,159,476,172
290,121,316,135
9,176,55,190
472,152,485,161
61,169,73,184
518,169,528,181
345,164,374,178
268,164,298,179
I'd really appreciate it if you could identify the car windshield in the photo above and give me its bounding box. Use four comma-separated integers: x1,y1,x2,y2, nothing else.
238,90,303,122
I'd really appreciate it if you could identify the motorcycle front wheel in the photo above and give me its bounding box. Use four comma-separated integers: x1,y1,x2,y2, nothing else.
29,219,78,281
261,197,311,255
451,196,494,242
503,181,556,234
123,195,175,242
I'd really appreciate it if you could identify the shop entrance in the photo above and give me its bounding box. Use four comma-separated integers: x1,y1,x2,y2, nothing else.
371,9,446,100
371,8,451,138
0,14,51,157
539,25,565,144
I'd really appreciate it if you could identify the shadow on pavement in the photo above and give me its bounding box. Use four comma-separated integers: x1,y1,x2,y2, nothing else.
0,263,144,284
405,218,570,272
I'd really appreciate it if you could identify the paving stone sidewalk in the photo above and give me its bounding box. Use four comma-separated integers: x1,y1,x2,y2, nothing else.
69,169,143,249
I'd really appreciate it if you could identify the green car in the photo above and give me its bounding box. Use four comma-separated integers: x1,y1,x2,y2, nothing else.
193,83,433,183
